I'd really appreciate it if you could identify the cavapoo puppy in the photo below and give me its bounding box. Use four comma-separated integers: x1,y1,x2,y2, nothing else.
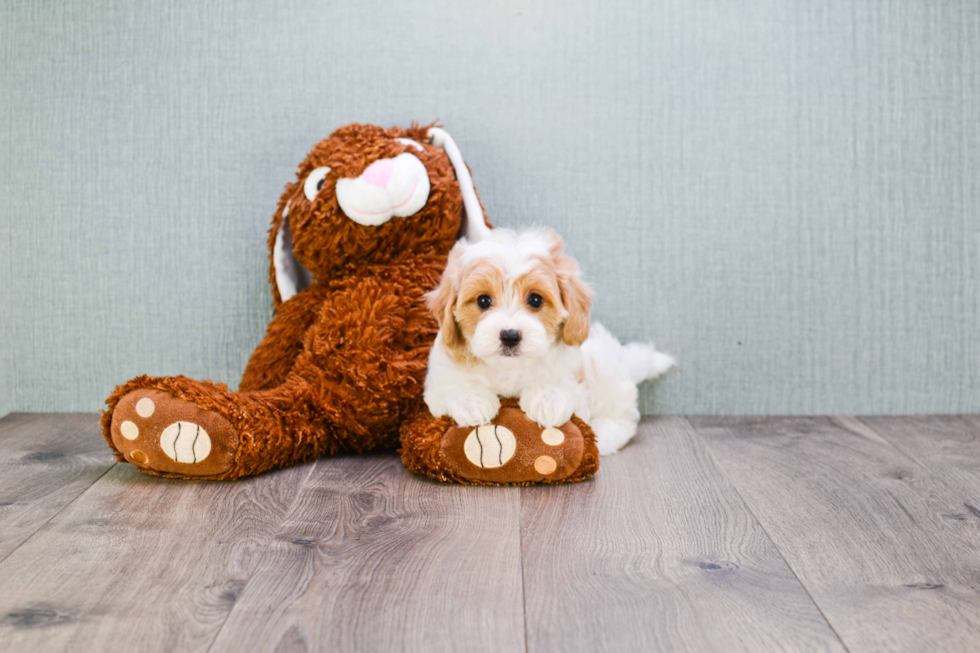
424,228,674,455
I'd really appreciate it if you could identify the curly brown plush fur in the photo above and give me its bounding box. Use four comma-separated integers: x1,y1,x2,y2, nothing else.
101,123,471,478
100,122,598,484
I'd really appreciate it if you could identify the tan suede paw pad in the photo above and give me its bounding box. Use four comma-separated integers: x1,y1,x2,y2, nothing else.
110,389,238,477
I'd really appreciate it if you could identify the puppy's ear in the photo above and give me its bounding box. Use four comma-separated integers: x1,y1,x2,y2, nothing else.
552,237,593,347
425,241,466,349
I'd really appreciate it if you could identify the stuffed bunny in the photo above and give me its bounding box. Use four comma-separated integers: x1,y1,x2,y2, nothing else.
101,122,598,484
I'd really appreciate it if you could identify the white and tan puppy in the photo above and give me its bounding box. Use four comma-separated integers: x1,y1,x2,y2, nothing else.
424,228,674,455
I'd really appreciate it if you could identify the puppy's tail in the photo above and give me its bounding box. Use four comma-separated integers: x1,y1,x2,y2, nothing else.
588,322,675,384
622,341,676,384
582,323,675,456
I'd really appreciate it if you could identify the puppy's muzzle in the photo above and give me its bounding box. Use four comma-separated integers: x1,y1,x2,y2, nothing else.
499,329,522,355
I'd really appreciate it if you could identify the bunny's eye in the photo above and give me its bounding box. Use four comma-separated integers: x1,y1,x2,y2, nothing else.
303,167,331,201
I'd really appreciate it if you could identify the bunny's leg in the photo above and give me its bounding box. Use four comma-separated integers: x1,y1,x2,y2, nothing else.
102,268,439,479
239,285,333,392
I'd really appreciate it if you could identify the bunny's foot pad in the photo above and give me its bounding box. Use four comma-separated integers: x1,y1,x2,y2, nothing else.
104,388,239,478
400,401,599,485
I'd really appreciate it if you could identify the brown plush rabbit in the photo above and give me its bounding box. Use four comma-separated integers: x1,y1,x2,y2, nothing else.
101,122,598,484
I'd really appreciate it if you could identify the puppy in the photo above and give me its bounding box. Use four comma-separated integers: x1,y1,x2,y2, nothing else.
423,228,674,455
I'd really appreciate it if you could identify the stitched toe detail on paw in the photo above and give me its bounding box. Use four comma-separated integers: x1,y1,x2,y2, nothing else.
160,421,212,464
109,389,238,476
463,425,517,469
440,406,585,483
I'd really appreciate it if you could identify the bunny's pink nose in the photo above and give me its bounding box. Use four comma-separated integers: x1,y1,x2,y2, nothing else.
361,159,395,188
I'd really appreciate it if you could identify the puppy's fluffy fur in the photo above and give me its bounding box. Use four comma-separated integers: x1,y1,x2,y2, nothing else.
424,228,674,455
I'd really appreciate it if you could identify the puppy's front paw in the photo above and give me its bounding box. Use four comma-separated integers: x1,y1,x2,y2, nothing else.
520,387,575,428
445,393,501,427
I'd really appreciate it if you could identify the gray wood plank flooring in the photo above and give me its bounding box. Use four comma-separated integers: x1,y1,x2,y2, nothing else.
0,413,116,562
859,416,980,506
1,412,979,652
0,414,312,652
209,452,524,653
691,416,980,653
519,417,845,653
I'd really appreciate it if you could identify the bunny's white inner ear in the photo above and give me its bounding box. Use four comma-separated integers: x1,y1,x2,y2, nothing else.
427,128,492,242
273,203,313,302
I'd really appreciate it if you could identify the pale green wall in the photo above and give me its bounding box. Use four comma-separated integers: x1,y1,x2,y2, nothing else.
2,1,978,416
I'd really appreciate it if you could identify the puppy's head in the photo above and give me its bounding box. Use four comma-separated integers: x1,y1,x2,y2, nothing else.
426,228,593,365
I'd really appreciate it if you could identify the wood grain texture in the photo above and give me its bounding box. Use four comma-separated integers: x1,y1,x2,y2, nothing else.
0,413,115,562
210,452,524,653
0,459,312,653
859,416,980,504
692,416,980,653
6,414,980,652
520,417,845,653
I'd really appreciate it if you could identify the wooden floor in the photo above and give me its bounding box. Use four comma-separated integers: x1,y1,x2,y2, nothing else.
1,414,979,652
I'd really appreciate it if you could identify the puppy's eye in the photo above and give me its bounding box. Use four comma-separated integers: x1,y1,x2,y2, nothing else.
303,167,331,201
527,293,544,309
477,294,493,310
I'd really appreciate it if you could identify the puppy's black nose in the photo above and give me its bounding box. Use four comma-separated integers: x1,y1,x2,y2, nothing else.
499,329,522,348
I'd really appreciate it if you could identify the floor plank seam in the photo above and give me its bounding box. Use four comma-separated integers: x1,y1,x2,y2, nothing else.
517,487,529,653
204,459,321,653
851,416,954,482
845,416,979,498
683,418,855,653
0,461,118,567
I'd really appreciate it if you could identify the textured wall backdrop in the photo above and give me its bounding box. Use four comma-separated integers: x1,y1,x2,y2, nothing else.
1,0,978,416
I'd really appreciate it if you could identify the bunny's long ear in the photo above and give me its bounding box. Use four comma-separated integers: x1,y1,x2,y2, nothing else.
427,128,492,242
271,201,313,304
